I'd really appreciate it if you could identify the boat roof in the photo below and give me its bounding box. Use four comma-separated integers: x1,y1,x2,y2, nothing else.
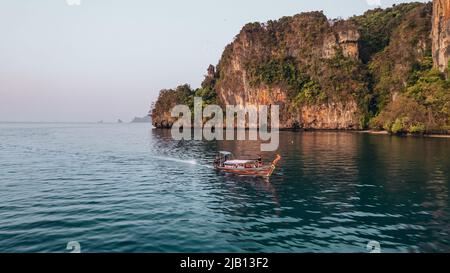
224,160,256,165
219,151,233,155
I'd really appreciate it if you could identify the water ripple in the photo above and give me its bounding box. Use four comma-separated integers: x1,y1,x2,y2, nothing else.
0,124,449,252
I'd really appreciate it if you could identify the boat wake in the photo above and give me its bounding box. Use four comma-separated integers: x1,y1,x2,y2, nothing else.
150,155,213,169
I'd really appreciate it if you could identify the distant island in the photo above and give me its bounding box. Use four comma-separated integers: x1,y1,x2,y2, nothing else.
131,116,152,123
151,1,449,135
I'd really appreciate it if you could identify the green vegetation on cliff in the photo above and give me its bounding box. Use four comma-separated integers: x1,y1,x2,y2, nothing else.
151,73,218,127
372,57,450,134
361,2,433,113
350,2,425,63
245,57,326,104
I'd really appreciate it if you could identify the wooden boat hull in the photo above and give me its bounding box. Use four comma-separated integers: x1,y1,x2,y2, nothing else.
215,165,275,177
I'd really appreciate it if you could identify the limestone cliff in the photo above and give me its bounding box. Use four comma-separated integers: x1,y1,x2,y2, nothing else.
151,2,449,133
432,0,450,72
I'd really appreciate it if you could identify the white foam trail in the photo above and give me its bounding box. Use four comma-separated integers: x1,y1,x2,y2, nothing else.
149,155,216,169
151,156,196,165
150,155,212,167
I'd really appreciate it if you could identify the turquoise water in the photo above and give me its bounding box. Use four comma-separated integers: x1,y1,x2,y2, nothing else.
0,123,449,253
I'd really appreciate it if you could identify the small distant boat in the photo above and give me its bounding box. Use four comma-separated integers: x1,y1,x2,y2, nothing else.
213,151,281,177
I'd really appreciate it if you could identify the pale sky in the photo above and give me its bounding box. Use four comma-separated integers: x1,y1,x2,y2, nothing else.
0,0,428,122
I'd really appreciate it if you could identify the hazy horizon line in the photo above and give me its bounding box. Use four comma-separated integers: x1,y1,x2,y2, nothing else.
0,121,149,124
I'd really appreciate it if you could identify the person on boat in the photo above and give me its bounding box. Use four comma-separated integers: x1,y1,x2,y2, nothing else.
257,155,262,167
214,155,221,168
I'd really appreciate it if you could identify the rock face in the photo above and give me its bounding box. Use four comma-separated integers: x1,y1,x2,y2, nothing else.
432,0,450,72
335,22,360,59
323,21,360,60
294,101,360,130
153,113,174,128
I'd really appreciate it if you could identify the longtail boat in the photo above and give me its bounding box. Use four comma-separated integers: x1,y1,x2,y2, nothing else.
213,151,281,177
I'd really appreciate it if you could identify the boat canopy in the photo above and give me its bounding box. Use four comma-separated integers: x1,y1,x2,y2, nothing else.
224,160,256,165
219,151,233,155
